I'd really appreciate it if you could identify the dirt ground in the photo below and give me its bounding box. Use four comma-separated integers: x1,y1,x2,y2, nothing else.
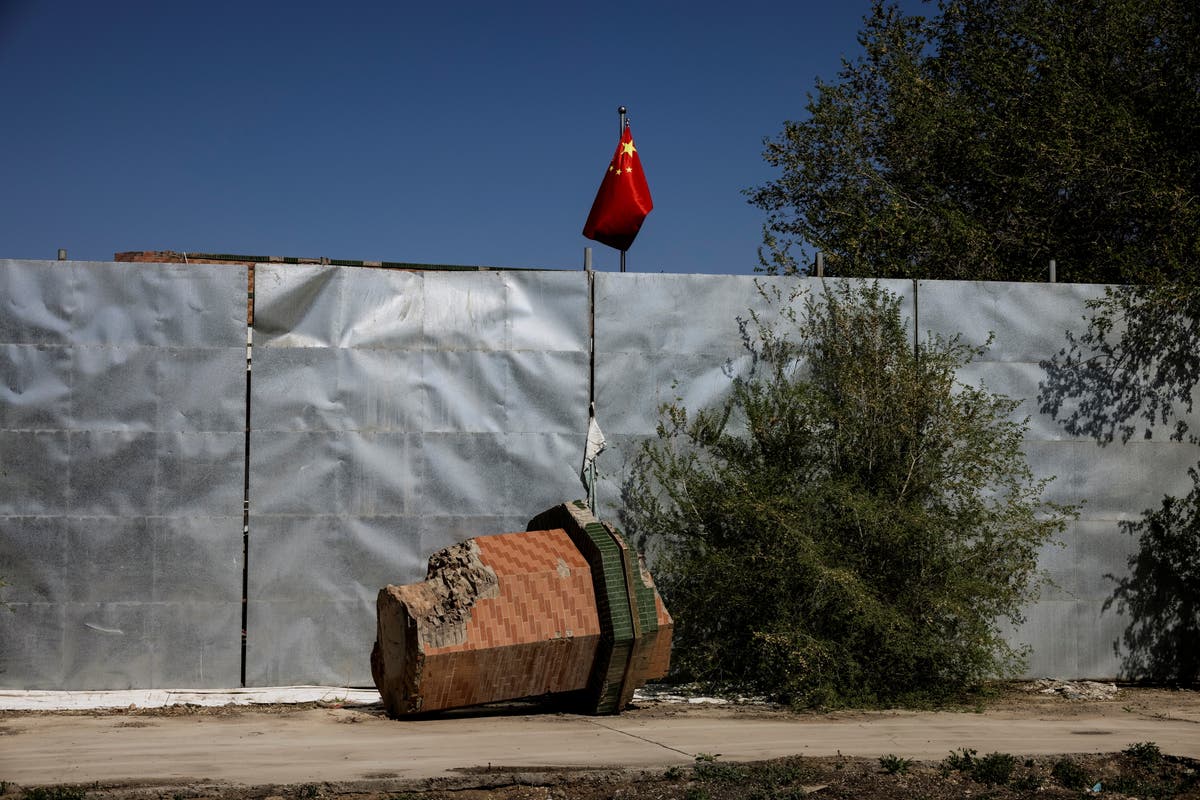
2,683,1198,799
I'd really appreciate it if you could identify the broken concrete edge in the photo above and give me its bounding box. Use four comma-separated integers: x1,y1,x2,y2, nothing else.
372,540,504,716
372,501,672,718
526,501,664,714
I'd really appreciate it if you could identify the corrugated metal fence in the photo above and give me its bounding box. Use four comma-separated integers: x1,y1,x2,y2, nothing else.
1,259,1194,688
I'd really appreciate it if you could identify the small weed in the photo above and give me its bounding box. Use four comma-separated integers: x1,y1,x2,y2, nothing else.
663,765,684,781
693,760,747,783
1107,776,1152,796
751,758,816,787
295,785,320,799
879,754,912,775
22,789,87,800
943,747,978,772
970,752,1016,785
1124,741,1163,768
1051,757,1090,789
1011,771,1043,792
694,753,717,763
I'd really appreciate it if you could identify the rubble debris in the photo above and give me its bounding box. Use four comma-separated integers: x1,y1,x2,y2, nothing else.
371,501,672,717
633,683,779,708
1023,679,1120,700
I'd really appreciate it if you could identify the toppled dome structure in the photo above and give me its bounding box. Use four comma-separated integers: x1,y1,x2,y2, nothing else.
370,501,672,716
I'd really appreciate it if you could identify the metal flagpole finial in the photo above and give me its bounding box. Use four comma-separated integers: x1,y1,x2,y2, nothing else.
618,106,627,132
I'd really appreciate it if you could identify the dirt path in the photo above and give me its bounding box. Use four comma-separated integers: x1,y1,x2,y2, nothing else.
1,688,1198,789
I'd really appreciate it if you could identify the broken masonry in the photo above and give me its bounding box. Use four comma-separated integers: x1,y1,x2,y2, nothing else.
371,501,672,716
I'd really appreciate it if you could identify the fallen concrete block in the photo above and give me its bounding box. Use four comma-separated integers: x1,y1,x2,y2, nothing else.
371,501,672,716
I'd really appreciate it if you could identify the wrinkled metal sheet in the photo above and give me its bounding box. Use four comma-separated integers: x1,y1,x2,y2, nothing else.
918,280,1200,678
246,266,589,685
5,258,1193,687
0,259,246,689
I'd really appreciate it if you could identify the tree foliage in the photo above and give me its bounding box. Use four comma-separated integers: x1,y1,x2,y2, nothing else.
625,281,1073,706
748,0,1200,283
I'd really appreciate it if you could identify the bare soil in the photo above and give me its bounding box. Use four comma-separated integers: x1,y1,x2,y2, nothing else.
2,683,1198,800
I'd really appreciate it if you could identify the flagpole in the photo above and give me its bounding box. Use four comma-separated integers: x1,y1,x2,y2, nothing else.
618,106,627,273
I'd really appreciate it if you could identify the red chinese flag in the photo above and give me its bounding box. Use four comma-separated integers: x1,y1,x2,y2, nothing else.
583,125,653,251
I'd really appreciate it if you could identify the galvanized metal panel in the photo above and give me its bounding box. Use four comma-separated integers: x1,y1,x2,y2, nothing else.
341,432,425,516
63,516,155,603
146,601,243,687
70,347,159,432
505,431,593,510
6,258,1192,686
253,265,344,348
67,432,160,517
509,271,592,353
155,433,247,517
248,515,422,604
419,432,524,516
0,261,73,345
423,351,511,433
1021,440,1196,518
952,361,1066,441
248,431,345,515
916,280,1110,362
156,349,247,432
1008,600,1080,677
0,431,72,515
246,600,367,687
911,280,1198,678
0,603,66,688
247,265,589,685
0,518,67,604
1076,601,1128,678
0,343,72,429
67,264,162,345
58,600,242,689
0,259,247,689
421,271,510,351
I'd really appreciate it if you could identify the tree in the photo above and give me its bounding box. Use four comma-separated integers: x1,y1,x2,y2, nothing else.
747,0,1200,284
625,281,1074,707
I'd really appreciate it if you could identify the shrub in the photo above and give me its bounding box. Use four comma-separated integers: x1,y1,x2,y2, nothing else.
1124,741,1163,769
970,752,1016,785
879,754,912,775
626,281,1073,706
1051,757,1090,789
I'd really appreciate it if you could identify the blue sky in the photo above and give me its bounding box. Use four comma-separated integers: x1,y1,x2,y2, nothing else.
1,1,921,274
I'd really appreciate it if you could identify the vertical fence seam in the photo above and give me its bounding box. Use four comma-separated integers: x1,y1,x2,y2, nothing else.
240,268,254,687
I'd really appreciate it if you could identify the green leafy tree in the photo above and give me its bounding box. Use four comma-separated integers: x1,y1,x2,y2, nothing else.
625,281,1073,707
748,0,1200,283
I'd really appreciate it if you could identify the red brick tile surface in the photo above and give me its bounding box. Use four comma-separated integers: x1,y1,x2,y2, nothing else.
372,504,672,717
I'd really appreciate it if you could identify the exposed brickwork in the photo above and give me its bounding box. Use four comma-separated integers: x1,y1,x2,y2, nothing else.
372,502,672,717
114,251,256,324
114,249,525,327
